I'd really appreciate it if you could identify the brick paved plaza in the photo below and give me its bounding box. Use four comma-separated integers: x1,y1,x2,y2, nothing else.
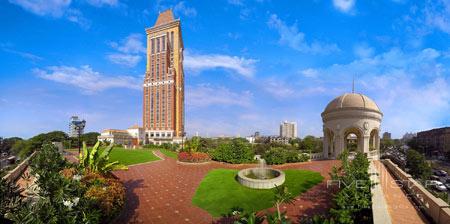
112,151,339,224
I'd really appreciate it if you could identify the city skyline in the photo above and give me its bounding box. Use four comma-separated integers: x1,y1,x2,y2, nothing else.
1,0,450,139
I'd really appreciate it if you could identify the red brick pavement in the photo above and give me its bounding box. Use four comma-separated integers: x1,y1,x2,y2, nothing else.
112,151,340,224
373,160,428,224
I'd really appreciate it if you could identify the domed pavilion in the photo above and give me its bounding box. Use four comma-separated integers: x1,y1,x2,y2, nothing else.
321,93,383,160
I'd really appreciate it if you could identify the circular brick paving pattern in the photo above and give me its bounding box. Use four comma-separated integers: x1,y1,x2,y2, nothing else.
112,151,340,224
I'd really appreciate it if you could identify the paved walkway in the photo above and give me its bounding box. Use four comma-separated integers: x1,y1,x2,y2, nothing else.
373,160,429,224
112,151,339,224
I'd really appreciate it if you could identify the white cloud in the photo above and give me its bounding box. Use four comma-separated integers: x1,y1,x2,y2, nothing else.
173,1,197,17
34,65,141,94
332,0,355,13
424,0,450,35
228,0,244,6
300,68,319,78
65,9,90,28
109,33,145,54
107,34,145,67
9,0,90,28
353,43,375,58
184,51,258,77
107,53,142,67
267,14,339,54
86,0,118,7
187,84,252,108
302,47,450,137
9,0,71,17
1,46,42,62
261,78,296,98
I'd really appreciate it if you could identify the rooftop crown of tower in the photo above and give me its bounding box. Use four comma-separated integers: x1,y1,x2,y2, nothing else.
154,9,175,27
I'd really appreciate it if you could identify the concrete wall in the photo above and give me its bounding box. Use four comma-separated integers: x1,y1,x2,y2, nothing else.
383,159,450,224
2,151,36,183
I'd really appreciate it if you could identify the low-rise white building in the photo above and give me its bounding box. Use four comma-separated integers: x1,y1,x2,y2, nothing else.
98,125,145,148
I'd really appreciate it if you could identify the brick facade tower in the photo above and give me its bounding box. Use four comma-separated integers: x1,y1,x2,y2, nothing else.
143,10,184,144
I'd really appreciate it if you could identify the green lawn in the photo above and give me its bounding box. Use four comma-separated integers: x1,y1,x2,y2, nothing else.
192,169,323,217
158,148,178,159
105,147,160,165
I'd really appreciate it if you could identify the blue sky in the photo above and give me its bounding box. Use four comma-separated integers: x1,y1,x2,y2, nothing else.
0,0,449,139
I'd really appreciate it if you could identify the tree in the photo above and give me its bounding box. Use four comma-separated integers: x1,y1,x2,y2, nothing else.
0,137,23,156
81,132,100,146
185,136,201,152
329,151,372,223
380,139,394,152
210,138,254,164
11,140,31,158
300,136,322,153
406,149,431,180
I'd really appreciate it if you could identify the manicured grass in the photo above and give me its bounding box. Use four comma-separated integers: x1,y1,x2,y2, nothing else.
192,169,324,217
105,147,160,165
158,148,178,159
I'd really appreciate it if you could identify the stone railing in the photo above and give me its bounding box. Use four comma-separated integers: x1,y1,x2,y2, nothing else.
383,159,450,224
369,161,392,224
367,150,380,160
310,152,324,160
2,152,36,183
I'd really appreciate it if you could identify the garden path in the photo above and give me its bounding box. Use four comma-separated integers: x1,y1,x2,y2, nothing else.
113,151,340,224
373,160,429,224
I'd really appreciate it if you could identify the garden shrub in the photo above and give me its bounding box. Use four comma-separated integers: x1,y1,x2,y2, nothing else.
8,143,126,224
263,148,309,165
178,152,210,163
0,170,24,222
85,177,125,219
329,151,373,223
210,138,254,164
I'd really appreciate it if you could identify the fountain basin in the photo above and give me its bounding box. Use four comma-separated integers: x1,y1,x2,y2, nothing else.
237,168,285,189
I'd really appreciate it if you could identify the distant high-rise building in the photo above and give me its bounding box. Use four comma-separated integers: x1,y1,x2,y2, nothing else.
402,132,416,143
69,116,85,137
143,9,185,144
382,132,392,140
416,127,450,153
280,121,297,139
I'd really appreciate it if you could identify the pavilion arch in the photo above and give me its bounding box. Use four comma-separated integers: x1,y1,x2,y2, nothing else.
369,128,380,151
321,93,383,160
342,126,364,153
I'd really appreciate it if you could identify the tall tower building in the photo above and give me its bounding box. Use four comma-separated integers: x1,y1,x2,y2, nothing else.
143,10,184,143
280,121,298,139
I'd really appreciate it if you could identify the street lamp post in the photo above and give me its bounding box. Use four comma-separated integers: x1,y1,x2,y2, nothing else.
181,131,186,151
73,120,86,154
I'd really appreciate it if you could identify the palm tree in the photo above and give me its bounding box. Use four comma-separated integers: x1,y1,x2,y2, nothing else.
272,185,295,222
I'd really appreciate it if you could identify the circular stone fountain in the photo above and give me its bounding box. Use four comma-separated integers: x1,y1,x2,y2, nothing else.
237,158,285,189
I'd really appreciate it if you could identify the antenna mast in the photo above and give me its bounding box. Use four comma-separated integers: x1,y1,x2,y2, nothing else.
352,75,355,93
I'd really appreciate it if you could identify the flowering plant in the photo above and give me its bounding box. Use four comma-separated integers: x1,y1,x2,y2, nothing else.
178,152,211,163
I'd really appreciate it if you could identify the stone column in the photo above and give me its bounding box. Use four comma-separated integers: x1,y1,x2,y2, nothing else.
376,134,380,151
323,130,329,159
336,134,344,158
363,135,370,153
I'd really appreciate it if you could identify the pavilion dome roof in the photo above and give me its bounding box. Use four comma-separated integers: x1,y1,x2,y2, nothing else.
323,93,381,114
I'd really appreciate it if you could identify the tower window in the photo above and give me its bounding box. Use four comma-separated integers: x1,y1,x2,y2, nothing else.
171,31,174,49
162,36,165,51
151,39,155,54
157,37,160,52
